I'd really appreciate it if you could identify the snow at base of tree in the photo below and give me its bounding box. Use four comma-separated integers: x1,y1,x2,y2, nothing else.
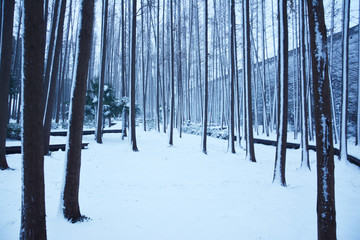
1,123,360,239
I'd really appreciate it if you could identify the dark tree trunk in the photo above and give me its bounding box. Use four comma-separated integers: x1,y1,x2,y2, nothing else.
306,1,337,239
61,0,95,223
243,0,256,162
0,0,14,170
20,0,47,238
96,0,109,144
156,0,160,132
43,0,67,155
273,0,288,186
130,0,138,151
202,0,208,154
229,0,236,154
169,0,175,146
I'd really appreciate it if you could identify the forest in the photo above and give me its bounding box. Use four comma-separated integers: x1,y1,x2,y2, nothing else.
0,0,359,239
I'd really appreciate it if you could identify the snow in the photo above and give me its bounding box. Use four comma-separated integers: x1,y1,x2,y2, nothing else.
1,126,360,239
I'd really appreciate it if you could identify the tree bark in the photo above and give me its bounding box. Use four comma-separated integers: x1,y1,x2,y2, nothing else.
339,0,350,161
43,0,67,155
229,0,236,154
61,0,95,222
202,0,208,154
20,0,47,238
273,0,288,186
306,1,336,239
0,0,14,170
130,0,138,151
169,0,175,146
243,0,256,162
96,0,109,144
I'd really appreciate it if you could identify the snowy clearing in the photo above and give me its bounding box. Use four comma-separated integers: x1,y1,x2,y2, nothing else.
1,128,360,240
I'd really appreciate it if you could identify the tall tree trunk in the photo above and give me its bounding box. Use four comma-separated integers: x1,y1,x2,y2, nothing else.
229,0,235,154
273,0,288,186
20,0,47,238
169,0,175,146
243,0,256,162
0,0,14,170
202,0,208,154
43,0,67,155
162,0,167,133
261,0,269,137
299,0,310,170
130,0,138,151
306,1,336,239
156,0,160,132
61,0,94,222
121,0,127,139
339,0,350,161
42,0,60,112
96,0,109,144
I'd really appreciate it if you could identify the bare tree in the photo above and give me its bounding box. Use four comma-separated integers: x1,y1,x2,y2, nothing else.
339,0,350,161
202,0,208,154
20,0,47,238
169,0,175,146
95,0,109,144
299,0,310,170
130,0,138,151
0,0,14,170
229,0,236,154
243,0,256,162
273,0,288,186
61,0,95,222
306,0,336,239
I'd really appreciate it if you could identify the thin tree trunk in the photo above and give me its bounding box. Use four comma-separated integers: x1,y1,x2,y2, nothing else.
169,0,175,146
339,0,350,161
273,0,288,187
243,0,256,162
202,0,208,154
130,0,138,151
20,0,47,238
229,0,236,154
96,0,109,144
121,0,127,139
61,0,94,223
43,0,67,155
299,0,310,170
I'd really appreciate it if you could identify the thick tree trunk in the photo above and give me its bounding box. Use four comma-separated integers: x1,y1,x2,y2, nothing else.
61,0,95,222
307,1,337,239
0,0,14,170
20,0,47,238
273,0,288,186
130,0,138,151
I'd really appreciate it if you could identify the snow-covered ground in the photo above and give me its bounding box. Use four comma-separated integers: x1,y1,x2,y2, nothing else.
1,125,360,240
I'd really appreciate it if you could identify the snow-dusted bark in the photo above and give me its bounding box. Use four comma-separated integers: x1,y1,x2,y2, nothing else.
306,0,336,239
339,0,350,161
0,0,14,170
61,0,95,222
243,0,256,162
273,0,288,186
21,0,47,238
299,0,310,170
